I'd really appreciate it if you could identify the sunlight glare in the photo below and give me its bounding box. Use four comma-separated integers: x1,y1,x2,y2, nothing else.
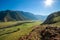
44,0,54,7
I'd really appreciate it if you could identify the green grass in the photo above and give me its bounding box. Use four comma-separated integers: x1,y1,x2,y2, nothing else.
0,21,20,28
0,21,41,40
52,22,60,27
0,21,32,28
53,16,60,22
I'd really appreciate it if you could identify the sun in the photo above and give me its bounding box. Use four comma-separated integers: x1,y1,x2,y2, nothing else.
44,0,54,7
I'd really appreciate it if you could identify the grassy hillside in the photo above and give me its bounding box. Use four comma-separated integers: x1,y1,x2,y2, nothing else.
43,11,60,24
0,10,38,22
0,21,41,40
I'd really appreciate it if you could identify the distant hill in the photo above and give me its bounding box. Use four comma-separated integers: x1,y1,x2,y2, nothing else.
0,10,38,22
43,11,60,24
35,15,47,21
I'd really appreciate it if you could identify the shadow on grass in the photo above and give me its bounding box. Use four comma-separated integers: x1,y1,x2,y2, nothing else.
0,28,20,36
0,22,33,29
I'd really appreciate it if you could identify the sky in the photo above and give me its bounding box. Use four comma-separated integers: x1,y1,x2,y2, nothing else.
0,0,60,15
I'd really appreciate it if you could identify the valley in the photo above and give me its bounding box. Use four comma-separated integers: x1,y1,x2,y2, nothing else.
0,10,60,40
0,0,60,40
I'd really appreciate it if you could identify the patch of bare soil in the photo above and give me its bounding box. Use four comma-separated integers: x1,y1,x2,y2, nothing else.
41,26,60,40
18,25,60,40
18,25,41,40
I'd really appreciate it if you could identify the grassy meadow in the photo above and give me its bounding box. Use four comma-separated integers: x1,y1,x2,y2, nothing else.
0,21,42,40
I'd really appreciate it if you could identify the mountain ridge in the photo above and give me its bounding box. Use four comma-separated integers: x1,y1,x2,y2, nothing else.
42,11,60,24
0,10,37,22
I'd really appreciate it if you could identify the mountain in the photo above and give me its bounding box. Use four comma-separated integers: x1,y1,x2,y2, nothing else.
0,10,38,22
35,15,47,21
43,11,60,24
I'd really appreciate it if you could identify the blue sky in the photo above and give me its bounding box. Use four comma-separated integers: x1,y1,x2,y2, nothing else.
0,0,60,15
